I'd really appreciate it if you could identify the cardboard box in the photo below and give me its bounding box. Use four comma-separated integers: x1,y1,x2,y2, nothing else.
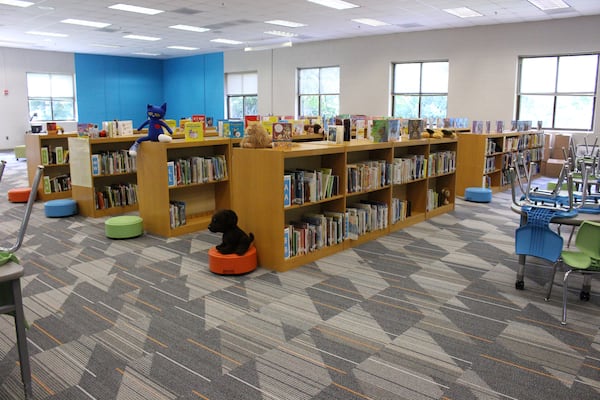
551,134,571,159
545,158,565,178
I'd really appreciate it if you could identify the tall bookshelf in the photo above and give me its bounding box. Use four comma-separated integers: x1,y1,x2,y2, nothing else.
136,138,231,237
456,131,544,196
68,136,139,217
25,133,77,201
231,138,458,272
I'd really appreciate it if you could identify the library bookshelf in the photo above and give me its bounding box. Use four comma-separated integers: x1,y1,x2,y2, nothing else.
68,136,139,217
232,138,457,272
456,131,544,196
25,132,77,201
136,138,231,237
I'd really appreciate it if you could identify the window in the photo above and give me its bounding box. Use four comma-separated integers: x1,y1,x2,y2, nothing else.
27,73,75,121
226,72,258,119
392,61,449,118
517,54,599,131
298,66,340,118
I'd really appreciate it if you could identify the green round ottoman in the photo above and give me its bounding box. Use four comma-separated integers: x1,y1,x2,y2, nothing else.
105,216,144,239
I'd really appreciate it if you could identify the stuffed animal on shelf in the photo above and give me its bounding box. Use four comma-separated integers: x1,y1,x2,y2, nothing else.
129,103,173,156
441,187,451,205
208,209,254,255
240,123,272,148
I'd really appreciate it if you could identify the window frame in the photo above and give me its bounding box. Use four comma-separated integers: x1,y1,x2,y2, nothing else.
27,72,76,122
516,53,599,132
225,72,258,119
297,66,340,118
391,60,449,119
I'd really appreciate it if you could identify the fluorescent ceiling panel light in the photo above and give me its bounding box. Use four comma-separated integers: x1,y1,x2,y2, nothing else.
169,24,210,33
245,41,292,52
133,52,160,56
91,43,122,48
167,45,198,50
108,3,164,15
0,0,33,7
26,31,68,37
264,30,298,37
265,20,306,28
443,7,483,18
351,18,389,26
61,19,111,28
210,38,243,45
527,0,570,10
307,0,359,10
123,34,161,41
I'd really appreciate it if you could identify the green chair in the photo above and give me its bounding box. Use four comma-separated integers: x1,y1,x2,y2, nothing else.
545,220,600,325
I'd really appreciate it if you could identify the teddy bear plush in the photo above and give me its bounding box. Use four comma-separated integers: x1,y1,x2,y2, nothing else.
239,123,272,148
208,209,254,255
129,103,173,156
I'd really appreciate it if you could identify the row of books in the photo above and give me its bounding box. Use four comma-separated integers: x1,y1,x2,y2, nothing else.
428,150,457,177
485,156,497,173
347,160,390,193
169,201,186,228
391,155,427,183
91,150,137,176
95,183,138,210
283,201,389,259
426,189,446,211
41,146,68,165
42,174,71,194
486,138,499,155
166,155,228,187
391,198,412,223
283,168,340,207
503,132,544,152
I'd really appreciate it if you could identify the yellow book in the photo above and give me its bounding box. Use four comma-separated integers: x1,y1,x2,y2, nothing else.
184,121,204,141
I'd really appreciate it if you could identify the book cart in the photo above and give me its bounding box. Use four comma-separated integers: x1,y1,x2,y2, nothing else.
456,131,544,196
68,136,139,217
25,133,77,201
136,138,231,237
232,138,457,272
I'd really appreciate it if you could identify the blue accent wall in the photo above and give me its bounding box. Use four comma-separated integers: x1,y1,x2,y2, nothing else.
75,52,224,128
164,53,224,123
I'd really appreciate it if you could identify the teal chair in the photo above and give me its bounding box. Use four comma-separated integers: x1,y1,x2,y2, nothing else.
545,220,600,325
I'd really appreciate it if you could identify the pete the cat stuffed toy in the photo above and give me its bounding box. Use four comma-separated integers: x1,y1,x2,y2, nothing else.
129,102,173,156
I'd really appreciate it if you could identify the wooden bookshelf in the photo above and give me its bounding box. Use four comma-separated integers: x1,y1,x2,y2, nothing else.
136,138,231,237
68,136,139,217
25,132,77,201
456,131,544,196
232,138,457,272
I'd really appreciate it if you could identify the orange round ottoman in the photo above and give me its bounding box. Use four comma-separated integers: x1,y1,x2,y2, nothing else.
8,187,32,203
208,245,257,275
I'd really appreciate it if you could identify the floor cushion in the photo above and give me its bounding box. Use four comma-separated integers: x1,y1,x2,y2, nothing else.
105,216,144,239
44,199,78,217
465,187,492,203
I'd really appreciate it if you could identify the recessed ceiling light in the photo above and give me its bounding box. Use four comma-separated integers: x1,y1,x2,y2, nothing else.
210,38,243,45
0,0,33,7
264,30,299,37
61,19,111,28
108,3,164,15
443,7,483,18
245,41,293,52
167,46,198,51
169,25,210,33
527,0,570,10
123,34,161,41
26,31,68,38
132,52,160,56
307,0,359,10
91,43,122,48
265,20,306,28
351,18,389,27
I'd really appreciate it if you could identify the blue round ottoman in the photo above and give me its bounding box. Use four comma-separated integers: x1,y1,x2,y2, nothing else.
44,199,78,217
105,216,144,239
464,187,492,203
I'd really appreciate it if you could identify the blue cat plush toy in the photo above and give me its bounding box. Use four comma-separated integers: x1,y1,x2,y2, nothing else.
129,102,173,156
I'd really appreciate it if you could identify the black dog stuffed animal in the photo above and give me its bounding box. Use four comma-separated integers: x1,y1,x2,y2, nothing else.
208,209,254,255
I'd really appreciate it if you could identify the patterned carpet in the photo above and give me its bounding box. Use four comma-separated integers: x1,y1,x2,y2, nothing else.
0,150,599,400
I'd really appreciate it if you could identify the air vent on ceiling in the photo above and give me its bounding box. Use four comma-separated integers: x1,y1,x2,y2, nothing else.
397,23,424,28
97,27,121,33
171,7,203,15
205,19,256,30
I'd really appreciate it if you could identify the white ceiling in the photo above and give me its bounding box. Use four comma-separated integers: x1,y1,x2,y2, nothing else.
0,0,599,59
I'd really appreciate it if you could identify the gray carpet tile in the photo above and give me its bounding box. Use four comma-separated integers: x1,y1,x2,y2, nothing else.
1,151,600,399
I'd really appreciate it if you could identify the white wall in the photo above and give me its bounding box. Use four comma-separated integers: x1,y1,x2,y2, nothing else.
0,48,75,150
225,15,600,136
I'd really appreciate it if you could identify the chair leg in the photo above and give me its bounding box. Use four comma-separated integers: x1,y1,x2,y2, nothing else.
545,259,560,301
12,279,32,399
566,226,576,248
561,269,573,325
580,274,592,301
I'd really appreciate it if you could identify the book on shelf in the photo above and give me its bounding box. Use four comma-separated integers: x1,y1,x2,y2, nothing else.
229,120,244,138
167,161,176,187
388,119,401,141
218,120,230,137
272,122,292,148
244,115,260,127
371,119,389,143
408,119,422,140
327,125,344,144
283,226,291,259
283,174,292,208
91,154,101,176
184,121,204,142
42,175,51,194
55,146,64,164
41,146,49,165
